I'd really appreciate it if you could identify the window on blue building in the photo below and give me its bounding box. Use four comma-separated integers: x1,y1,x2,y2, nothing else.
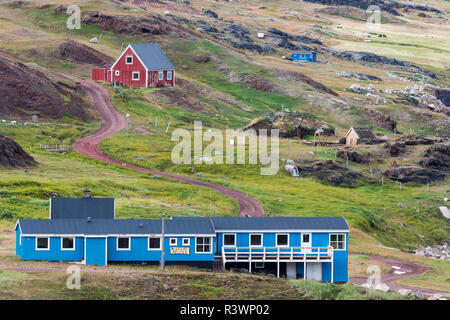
36,237,49,250
250,234,262,247
170,238,177,246
182,238,190,246
223,234,235,246
330,234,346,250
62,237,74,250
148,237,161,250
196,237,212,253
117,237,130,250
276,234,289,247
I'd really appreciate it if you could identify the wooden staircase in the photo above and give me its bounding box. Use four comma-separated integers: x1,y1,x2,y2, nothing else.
212,255,225,272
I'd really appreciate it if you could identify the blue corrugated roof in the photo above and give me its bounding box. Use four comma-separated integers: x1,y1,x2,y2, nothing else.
50,197,114,219
292,50,315,54
175,216,349,231
130,43,175,70
18,218,215,236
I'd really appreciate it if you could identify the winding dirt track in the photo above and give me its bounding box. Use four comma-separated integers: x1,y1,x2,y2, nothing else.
74,81,265,217
349,253,450,297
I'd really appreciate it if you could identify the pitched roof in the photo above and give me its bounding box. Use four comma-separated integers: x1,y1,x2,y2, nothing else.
18,218,215,236
292,50,315,54
351,127,376,140
174,216,349,231
130,43,174,70
50,197,114,219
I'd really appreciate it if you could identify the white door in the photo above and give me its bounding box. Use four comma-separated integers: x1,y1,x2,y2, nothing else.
302,233,311,253
306,263,322,281
286,263,297,279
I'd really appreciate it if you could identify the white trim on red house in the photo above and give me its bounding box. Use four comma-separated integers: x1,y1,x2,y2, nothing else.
110,44,149,87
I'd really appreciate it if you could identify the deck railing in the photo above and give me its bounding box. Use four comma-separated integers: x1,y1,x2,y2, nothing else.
221,246,333,264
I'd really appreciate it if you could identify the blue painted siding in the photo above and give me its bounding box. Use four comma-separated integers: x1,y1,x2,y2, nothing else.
20,236,84,262
292,53,316,62
107,236,215,262
85,237,106,266
217,231,348,283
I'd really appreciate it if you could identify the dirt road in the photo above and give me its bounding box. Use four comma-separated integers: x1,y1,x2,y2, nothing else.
74,81,265,217
350,253,450,297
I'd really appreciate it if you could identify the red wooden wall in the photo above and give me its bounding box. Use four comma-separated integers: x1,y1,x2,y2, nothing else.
111,47,147,87
92,68,106,81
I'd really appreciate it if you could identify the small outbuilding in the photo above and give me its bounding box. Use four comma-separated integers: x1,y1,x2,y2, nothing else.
292,50,316,62
344,127,376,146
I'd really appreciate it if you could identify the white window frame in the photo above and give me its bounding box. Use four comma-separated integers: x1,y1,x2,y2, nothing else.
115,70,120,76
125,56,133,64
182,238,190,246
195,237,212,254
329,233,346,251
117,237,131,251
61,237,75,251
132,71,140,81
170,238,177,246
223,233,236,247
36,237,50,251
167,71,172,80
276,233,289,247
249,233,263,247
148,236,161,251
158,71,163,80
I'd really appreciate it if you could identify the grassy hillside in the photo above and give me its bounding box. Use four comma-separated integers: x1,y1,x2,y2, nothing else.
0,0,448,296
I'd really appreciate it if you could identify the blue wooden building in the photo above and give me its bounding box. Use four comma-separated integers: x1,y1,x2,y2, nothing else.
15,194,349,282
292,50,316,62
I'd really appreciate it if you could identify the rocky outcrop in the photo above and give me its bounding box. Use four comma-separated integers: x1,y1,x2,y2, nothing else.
415,242,450,260
419,144,450,171
332,51,439,79
53,39,114,68
296,0,441,17
0,135,37,167
79,11,188,38
384,135,437,156
434,88,450,107
296,160,365,186
336,150,370,164
0,56,92,120
383,166,446,184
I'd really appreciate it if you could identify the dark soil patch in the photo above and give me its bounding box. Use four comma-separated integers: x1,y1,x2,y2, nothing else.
274,69,339,96
53,39,114,68
0,56,92,120
0,135,37,167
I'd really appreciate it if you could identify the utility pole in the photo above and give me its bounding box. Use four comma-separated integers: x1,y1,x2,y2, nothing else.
126,114,130,137
160,213,165,271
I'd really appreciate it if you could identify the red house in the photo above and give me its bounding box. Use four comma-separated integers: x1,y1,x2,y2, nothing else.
92,43,175,88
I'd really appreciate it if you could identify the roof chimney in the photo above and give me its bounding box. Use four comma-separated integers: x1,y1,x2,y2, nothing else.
139,223,144,228
87,217,91,222
83,189,91,198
